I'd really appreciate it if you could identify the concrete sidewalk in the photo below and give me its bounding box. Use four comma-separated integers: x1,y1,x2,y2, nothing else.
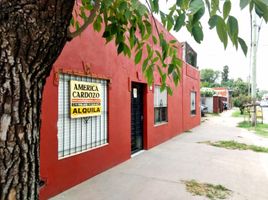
52,110,268,200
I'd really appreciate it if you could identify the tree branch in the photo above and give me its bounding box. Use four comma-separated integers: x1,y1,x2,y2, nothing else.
67,0,101,41
145,0,161,38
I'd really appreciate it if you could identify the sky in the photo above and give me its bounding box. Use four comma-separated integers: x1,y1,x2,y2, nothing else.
142,1,268,91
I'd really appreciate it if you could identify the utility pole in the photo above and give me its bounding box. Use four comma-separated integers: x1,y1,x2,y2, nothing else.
251,13,257,126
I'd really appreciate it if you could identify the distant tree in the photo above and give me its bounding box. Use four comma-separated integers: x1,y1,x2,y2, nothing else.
233,95,251,114
257,90,268,100
232,78,249,97
221,65,229,84
200,68,220,87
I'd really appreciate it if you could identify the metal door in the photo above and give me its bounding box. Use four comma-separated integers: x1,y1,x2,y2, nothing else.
131,83,144,154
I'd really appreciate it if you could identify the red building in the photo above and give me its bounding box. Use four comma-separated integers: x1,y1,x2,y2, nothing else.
39,21,200,199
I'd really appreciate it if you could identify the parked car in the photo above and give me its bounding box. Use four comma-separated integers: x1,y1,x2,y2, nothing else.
222,101,228,110
260,100,268,107
201,104,208,117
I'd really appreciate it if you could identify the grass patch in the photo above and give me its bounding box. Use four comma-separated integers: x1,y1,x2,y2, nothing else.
238,121,268,137
232,110,244,117
200,140,268,153
184,130,192,133
182,179,232,200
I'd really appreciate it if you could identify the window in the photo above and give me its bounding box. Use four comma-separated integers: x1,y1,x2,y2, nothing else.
154,86,168,124
190,92,196,115
58,73,108,158
183,42,197,68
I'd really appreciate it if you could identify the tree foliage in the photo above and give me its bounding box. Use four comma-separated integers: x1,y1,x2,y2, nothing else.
69,0,268,92
201,87,216,97
200,68,221,87
221,65,229,84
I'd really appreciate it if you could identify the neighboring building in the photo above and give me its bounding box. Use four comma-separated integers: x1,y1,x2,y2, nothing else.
39,20,200,199
213,87,233,109
200,87,215,113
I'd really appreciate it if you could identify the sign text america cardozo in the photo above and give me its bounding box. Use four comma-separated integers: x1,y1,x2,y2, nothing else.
70,80,101,118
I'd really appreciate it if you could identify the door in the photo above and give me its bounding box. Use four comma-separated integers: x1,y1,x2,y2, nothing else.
131,83,144,154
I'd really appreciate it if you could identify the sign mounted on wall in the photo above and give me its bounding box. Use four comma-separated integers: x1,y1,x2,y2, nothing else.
70,80,101,118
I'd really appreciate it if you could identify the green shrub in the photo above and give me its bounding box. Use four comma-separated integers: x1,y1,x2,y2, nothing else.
233,95,251,114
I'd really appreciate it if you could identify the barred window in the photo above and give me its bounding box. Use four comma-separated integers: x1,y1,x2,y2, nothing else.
190,91,196,115
58,73,108,159
154,86,168,124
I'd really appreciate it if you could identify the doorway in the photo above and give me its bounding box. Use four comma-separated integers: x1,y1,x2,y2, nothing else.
131,83,144,154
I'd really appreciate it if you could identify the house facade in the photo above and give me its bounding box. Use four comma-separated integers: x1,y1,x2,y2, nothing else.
39,22,200,199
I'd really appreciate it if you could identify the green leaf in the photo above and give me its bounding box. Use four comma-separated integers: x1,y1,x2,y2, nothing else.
174,13,185,31
167,15,174,31
176,0,183,6
119,1,128,11
93,16,102,32
254,0,268,22
144,20,152,35
123,44,131,58
211,0,219,15
102,30,111,38
208,15,219,29
166,86,173,95
160,11,167,27
172,71,180,86
142,58,149,72
169,40,177,44
135,49,143,64
227,16,239,48
238,37,248,56
216,17,228,49
153,0,159,13
137,3,148,16
189,0,205,15
146,65,154,85
193,7,205,24
168,64,175,75
240,0,250,9
192,23,204,43
70,17,75,27
117,42,124,54
223,0,231,20
75,21,80,31
152,35,158,45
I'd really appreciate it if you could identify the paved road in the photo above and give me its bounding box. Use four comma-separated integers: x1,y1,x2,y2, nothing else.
262,107,268,124
52,110,268,200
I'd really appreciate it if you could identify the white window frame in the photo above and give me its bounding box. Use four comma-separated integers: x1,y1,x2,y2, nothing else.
57,73,108,159
154,85,168,124
190,91,196,115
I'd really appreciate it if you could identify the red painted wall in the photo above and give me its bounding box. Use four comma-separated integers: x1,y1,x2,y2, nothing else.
182,63,201,131
40,23,200,199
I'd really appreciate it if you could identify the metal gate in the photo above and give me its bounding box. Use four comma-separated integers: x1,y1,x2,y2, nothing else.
131,83,144,154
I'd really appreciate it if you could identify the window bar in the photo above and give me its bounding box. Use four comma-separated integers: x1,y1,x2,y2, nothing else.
80,76,83,151
104,82,107,144
88,77,92,148
75,75,78,154
68,74,71,155
62,74,65,157
85,116,88,150
99,81,102,145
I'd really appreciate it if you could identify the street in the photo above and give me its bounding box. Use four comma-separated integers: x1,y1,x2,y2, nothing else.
52,110,268,200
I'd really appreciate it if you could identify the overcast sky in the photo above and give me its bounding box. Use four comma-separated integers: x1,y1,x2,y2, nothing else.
142,1,268,91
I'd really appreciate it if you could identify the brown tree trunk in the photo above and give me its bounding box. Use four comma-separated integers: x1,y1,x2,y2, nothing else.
0,1,75,199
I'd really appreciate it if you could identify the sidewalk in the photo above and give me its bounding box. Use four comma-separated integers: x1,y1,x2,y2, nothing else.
52,110,268,200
